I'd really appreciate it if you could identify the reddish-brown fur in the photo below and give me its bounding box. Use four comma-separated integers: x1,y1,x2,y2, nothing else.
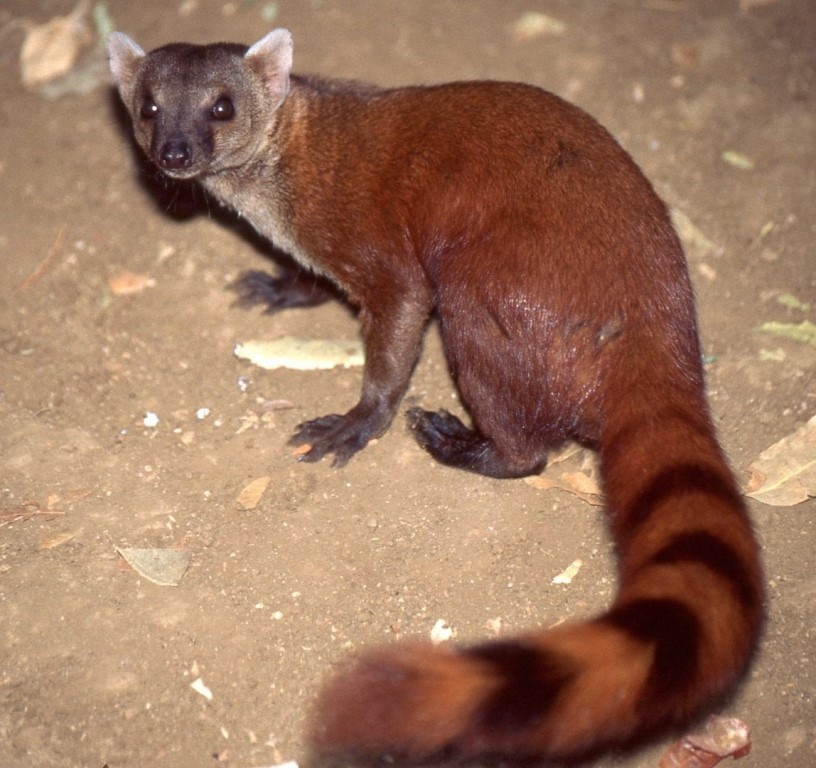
108,29,764,764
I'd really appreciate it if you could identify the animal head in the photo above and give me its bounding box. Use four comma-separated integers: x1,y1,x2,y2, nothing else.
107,29,293,178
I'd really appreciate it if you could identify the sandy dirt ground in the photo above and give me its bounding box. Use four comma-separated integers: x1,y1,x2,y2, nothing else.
1,1,814,767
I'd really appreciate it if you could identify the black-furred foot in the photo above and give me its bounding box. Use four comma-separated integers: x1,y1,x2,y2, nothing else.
406,407,491,468
229,268,336,312
289,410,386,467
406,407,546,479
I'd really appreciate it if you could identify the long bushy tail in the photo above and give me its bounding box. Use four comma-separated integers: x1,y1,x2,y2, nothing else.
309,396,764,763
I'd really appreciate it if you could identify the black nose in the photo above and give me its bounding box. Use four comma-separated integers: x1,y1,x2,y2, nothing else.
159,139,193,170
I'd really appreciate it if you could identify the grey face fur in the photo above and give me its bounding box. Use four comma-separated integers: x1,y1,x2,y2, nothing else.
107,29,293,179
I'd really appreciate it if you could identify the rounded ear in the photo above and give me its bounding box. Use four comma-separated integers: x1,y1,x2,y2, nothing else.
245,28,294,108
107,32,145,105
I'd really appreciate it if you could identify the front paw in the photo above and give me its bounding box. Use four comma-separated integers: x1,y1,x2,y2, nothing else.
229,269,335,312
289,412,378,467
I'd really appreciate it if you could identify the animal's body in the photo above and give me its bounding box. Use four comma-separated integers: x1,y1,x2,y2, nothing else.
108,29,763,763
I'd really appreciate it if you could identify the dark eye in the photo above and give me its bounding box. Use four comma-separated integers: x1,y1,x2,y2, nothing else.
140,96,159,120
211,96,234,121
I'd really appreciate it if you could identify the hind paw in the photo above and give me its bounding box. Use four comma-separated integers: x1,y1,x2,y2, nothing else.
406,408,545,479
229,268,335,312
406,408,484,462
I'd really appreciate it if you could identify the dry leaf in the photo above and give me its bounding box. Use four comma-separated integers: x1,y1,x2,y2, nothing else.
116,547,191,586
20,0,93,88
525,475,558,491
44,489,90,511
525,473,602,506
561,470,601,497
108,271,156,295
659,715,751,768
235,337,364,370
236,476,271,510
547,443,583,464
745,415,816,506
552,558,583,585
40,532,77,550
510,12,566,41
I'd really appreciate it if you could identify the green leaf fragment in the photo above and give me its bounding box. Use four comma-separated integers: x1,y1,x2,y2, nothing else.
722,150,755,170
756,320,816,347
776,293,811,312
